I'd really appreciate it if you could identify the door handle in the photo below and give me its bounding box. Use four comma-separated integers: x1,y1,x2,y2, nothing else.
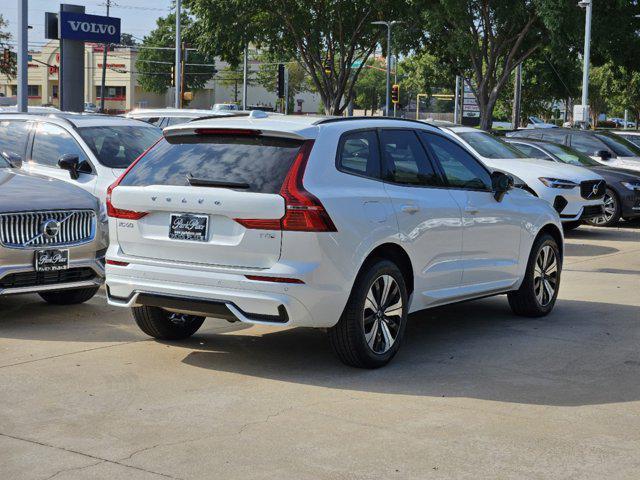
400,204,419,214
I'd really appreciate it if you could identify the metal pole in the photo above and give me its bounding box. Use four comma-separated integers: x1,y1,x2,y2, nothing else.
580,0,593,129
284,67,289,115
393,54,397,117
624,109,629,130
242,45,248,110
512,63,522,129
17,0,28,113
99,0,110,113
174,0,182,108
385,23,391,116
454,76,460,124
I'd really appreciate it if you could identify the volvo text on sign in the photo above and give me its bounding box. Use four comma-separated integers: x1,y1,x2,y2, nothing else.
59,12,121,44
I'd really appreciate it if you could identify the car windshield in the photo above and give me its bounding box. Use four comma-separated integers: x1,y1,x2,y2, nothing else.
77,125,161,169
0,156,8,168
530,116,544,124
594,133,640,157
618,133,640,148
542,143,600,167
458,131,527,159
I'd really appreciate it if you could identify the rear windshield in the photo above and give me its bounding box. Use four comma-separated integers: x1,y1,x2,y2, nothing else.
120,134,304,193
458,131,527,159
594,133,640,157
77,125,162,169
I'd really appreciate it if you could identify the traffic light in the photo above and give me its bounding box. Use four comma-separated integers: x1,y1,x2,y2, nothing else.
323,61,332,76
391,84,400,104
277,63,285,98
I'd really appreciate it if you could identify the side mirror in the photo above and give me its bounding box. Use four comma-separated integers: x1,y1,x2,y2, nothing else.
1,151,22,169
58,154,80,180
491,171,513,202
595,150,612,161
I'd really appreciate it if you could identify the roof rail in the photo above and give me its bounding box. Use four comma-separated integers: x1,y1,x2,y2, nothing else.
313,116,441,128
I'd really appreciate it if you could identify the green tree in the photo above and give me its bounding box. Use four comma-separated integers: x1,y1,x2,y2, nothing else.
217,64,245,104
184,0,411,115
352,59,386,115
0,15,15,79
413,0,638,130
135,13,216,97
120,33,138,47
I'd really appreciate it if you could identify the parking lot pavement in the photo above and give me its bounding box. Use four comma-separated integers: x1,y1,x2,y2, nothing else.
1,225,639,480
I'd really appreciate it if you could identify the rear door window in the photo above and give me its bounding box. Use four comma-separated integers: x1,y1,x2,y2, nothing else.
337,130,380,179
380,129,440,186
0,120,29,158
120,134,304,194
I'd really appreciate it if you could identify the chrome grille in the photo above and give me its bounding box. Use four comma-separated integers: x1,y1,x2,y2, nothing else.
580,180,606,200
0,210,96,248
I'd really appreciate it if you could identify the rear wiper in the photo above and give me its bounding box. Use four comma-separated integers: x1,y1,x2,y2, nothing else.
186,174,250,189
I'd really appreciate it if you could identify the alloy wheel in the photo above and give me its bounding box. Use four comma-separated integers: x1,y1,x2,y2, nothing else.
362,274,403,354
533,245,558,307
588,191,617,225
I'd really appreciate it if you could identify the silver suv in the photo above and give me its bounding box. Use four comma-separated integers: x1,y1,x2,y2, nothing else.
0,146,106,303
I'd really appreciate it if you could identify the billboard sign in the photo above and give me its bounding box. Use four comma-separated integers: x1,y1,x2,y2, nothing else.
59,12,121,44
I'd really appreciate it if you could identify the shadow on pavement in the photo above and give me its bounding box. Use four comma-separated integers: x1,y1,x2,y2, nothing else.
565,224,640,243
564,243,618,257
178,297,640,407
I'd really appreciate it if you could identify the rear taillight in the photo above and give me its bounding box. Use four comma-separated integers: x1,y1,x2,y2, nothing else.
234,140,337,232
106,138,161,220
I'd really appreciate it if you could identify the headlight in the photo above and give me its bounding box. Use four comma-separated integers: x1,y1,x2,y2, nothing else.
621,181,640,191
538,177,578,189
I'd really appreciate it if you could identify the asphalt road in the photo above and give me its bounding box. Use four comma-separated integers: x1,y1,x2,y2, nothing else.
1,224,639,480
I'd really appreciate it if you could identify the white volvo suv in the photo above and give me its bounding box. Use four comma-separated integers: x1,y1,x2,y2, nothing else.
106,116,564,368
442,127,606,226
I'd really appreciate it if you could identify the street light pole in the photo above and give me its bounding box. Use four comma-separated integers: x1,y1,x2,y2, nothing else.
17,0,28,113
242,44,248,110
174,0,182,109
372,20,399,117
99,0,111,113
579,0,593,129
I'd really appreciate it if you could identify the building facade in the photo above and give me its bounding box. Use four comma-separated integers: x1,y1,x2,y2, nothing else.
0,41,322,113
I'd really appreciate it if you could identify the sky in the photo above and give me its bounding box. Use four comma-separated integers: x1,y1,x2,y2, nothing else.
2,0,173,49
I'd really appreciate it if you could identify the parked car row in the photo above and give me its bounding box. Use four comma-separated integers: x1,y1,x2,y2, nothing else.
1,109,639,369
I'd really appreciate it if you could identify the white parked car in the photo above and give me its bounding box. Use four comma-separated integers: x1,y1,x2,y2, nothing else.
126,108,242,128
0,113,161,201
442,127,605,225
106,116,564,368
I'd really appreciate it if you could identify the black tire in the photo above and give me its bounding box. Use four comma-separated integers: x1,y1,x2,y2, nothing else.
132,306,205,340
562,221,581,232
38,286,99,305
508,233,562,317
584,188,621,227
328,259,408,368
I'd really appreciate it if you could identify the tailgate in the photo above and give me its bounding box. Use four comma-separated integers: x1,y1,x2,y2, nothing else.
112,185,284,269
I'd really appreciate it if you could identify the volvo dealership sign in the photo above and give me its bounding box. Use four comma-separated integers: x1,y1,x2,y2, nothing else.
59,12,121,43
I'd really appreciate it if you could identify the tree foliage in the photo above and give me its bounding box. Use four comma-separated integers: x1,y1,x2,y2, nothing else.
184,0,410,115
0,15,15,79
255,54,314,111
135,13,216,97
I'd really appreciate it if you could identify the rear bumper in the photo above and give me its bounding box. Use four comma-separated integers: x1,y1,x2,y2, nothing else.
105,255,348,328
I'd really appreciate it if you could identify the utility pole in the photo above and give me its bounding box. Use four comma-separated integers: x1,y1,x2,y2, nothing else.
174,0,182,108
284,66,289,115
371,20,400,117
179,42,186,108
99,0,111,113
242,44,248,110
393,54,398,118
17,0,28,113
579,0,593,129
512,63,523,129
454,76,461,124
